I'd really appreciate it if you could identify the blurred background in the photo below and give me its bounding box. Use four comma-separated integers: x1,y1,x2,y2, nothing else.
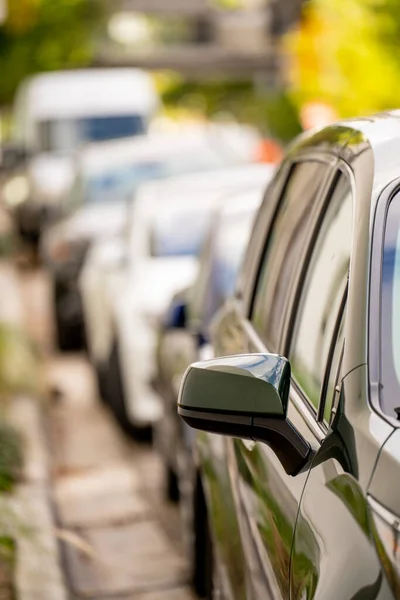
0,0,397,599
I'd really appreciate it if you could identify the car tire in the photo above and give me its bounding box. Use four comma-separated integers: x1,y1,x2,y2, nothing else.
166,463,180,503
192,476,214,599
107,341,152,442
53,280,84,352
95,362,109,404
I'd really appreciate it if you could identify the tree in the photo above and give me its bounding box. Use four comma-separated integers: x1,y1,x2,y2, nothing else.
0,0,103,106
284,0,400,118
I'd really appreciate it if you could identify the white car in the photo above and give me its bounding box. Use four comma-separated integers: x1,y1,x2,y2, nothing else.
12,68,158,245
44,128,258,351
103,163,275,436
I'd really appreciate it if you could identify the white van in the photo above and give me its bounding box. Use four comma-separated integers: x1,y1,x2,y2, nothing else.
11,68,159,244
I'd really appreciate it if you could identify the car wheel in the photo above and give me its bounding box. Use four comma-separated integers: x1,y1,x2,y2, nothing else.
192,476,215,599
95,362,109,404
53,280,84,352
107,341,151,442
166,463,179,503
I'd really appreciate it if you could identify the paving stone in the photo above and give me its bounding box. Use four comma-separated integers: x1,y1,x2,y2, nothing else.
64,520,187,597
54,464,149,527
49,399,130,474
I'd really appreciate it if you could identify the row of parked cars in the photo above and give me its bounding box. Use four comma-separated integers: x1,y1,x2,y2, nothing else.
4,68,400,599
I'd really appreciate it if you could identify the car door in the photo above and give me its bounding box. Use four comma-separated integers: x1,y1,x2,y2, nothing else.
210,157,340,599
289,167,394,599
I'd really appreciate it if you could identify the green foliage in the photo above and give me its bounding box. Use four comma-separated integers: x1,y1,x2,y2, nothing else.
0,424,22,493
285,0,400,117
0,324,42,399
0,0,103,105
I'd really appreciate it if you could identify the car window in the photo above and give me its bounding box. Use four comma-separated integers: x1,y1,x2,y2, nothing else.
289,174,352,413
380,190,400,418
198,206,258,335
251,161,330,352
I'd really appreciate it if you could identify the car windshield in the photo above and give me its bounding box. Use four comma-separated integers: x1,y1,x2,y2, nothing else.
150,210,211,258
38,115,146,153
84,162,164,206
380,193,400,417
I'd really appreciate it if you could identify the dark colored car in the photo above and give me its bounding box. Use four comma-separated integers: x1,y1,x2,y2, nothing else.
155,185,266,501
178,114,400,599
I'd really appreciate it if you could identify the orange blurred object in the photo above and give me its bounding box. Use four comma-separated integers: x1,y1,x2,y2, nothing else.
254,139,283,164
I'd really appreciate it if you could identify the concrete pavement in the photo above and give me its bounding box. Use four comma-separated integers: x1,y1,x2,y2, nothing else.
19,267,196,600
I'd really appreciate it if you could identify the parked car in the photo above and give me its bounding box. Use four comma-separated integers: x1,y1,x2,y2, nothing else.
106,164,273,438
154,184,267,502
178,114,400,599
43,129,254,351
11,68,158,245
79,124,264,368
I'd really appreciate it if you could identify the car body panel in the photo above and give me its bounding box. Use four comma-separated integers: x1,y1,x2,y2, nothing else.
292,364,394,599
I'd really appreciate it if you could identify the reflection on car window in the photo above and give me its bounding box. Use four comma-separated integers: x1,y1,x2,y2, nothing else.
289,175,352,412
192,205,258,336
252,161,330,352
380,192,400,417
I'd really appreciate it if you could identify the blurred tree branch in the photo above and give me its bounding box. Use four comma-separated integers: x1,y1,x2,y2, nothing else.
284,0,400,117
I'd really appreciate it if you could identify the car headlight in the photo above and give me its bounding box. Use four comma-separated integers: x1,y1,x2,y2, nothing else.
368,495,400,596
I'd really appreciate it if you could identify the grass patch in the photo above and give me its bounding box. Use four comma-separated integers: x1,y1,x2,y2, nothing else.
0,537,15,600
0,425,22,493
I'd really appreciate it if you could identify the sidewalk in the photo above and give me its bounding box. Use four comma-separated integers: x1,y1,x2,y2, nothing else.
0,262,67,600
18,267,196,599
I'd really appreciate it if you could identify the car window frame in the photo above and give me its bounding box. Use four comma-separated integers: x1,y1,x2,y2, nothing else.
318,288,347,426
370,180,400,423
282,166,353,424
248,153,338,353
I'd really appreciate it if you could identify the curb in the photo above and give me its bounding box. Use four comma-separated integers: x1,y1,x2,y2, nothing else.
9,396,68,600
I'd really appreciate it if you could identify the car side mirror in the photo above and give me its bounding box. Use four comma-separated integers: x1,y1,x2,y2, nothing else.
178,353,312,475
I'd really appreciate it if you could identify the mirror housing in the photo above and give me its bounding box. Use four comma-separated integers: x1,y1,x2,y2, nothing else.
178,353,311,476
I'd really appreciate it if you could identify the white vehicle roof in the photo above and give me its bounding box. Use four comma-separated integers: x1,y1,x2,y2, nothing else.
15,69,158,120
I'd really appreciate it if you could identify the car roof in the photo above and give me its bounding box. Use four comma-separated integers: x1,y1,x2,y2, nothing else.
16,68,158,119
